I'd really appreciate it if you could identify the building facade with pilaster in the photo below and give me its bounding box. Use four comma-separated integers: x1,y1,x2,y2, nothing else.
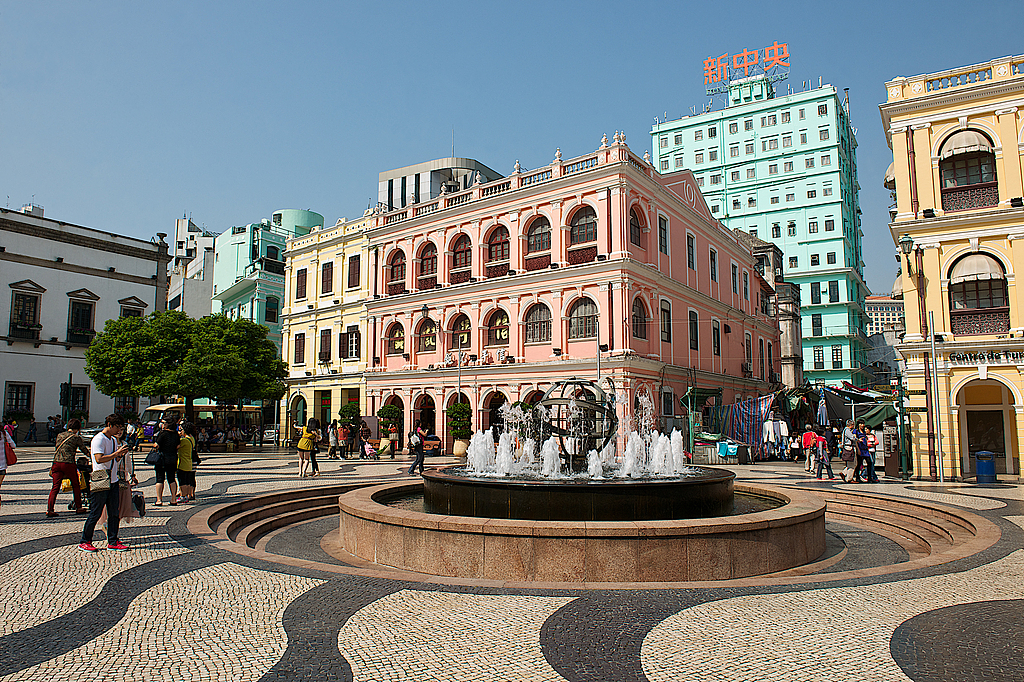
883,54,1024,481
652,77,868,385
356,137,780,452
280,214,371,436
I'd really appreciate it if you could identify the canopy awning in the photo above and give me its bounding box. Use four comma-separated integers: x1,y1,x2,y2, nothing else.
891,272,903,299
949,253,1005,284
940,130,993,159
883,161,895,190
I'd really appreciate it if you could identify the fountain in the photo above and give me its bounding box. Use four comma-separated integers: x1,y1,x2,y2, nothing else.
337,378,826,582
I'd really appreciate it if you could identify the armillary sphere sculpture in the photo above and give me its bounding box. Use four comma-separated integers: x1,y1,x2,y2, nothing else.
537,377,618,472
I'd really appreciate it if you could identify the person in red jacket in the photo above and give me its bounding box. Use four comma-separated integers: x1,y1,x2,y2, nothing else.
802,425,816,472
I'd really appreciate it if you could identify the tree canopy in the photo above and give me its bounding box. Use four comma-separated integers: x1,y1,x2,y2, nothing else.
85,311,286,419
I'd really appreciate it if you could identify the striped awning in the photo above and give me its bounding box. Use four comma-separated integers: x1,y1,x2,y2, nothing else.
949,253,1004,284
940,130,993,160
883,161,895,190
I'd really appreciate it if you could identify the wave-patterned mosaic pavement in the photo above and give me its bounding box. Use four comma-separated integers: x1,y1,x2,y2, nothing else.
1,448,1021,681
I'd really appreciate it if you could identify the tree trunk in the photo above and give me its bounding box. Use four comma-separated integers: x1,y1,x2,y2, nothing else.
185,396,196,424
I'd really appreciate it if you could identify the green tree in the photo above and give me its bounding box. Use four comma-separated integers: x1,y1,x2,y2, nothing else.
85,311,286,422
446,402,472,440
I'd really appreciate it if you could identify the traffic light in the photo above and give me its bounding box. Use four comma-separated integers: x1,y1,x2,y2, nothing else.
59,383,70,407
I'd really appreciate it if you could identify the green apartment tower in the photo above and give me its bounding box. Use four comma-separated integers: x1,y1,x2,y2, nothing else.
652,75,867,385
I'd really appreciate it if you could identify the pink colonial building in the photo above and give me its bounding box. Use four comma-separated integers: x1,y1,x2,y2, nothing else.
364,136,781,449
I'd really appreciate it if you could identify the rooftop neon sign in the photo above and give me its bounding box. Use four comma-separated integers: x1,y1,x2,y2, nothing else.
704,42,791,95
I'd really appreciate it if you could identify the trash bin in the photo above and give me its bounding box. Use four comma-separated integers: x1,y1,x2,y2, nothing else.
975,451,997,484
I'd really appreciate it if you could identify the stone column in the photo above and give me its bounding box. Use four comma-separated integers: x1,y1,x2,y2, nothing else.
996,108,1022,202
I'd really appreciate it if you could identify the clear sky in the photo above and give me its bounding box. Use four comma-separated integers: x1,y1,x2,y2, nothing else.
1,0,1020,295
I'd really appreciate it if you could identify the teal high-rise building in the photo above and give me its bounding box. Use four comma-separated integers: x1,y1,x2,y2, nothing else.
212,208,324,351
652,76,867,385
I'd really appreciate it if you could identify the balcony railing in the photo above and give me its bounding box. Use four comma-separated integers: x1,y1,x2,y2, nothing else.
386,281,407,296
243,257,285,278
67,327,96,345
951,308,1010,336
941,183,999,212
8,322,41,340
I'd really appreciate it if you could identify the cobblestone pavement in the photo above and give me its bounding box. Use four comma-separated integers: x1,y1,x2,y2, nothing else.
1,448,1021,681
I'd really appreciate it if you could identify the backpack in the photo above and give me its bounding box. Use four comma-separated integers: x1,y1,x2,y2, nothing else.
409,433,421,447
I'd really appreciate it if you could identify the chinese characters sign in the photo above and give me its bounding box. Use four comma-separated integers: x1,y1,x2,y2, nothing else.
704,42,790,95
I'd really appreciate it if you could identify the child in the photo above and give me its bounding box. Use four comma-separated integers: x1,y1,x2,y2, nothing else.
363,440,380,461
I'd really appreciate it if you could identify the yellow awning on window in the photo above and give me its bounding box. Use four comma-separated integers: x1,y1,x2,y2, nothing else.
940,130,993,160
949,253,1004,284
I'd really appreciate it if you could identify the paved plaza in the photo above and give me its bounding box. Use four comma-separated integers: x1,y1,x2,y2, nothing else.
1,446,1021,681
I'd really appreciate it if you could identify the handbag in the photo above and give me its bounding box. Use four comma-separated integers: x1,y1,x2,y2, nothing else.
145,447,162,466
4,436,16,466
409,433,421,447
90,467,111,492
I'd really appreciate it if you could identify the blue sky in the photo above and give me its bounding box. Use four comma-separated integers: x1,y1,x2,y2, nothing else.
1,0,1020,295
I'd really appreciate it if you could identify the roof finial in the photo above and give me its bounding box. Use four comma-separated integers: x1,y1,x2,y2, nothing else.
600,133,608,148
514,160,521,173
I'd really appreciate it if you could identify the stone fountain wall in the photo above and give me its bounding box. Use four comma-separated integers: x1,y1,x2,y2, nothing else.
338,483,826,583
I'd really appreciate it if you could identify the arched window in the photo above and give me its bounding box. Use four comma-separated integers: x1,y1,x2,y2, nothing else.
386,323,405,355
948,252,1009,335
486,309,509,346
417,318,437,352
631,298,648,339
452,235,472,270
527,217,551,253
388,250,406,282
939,130,998,211
629,207,644,247
419,243,437,276
524,304,552,343
450,314,472,349
568,298,598,339
266,246,280,261
488,226,510,262
569,206,598,245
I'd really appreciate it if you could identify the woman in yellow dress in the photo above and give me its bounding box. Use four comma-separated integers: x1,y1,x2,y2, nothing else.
296,418,320,478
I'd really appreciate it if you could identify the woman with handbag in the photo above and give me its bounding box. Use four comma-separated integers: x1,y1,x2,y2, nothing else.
46,418,89,517
80,414,131,553
839,419,858,483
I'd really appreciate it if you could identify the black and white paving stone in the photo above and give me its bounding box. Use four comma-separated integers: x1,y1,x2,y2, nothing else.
1,449,1021,681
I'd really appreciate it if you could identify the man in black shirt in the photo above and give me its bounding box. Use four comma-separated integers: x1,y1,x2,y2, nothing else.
153,419,180,506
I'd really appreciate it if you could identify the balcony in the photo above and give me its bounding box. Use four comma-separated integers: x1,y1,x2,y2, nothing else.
450,269,472,285
242,257,285,278
417,275,437,290
941,183,998,212
386,281,407,296
950,308,1010,336
318,351,331,363
8,322,41,340
486,262,509,278
67,327,96,345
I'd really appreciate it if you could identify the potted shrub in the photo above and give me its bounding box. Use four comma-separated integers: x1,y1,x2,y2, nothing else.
446,401,472,458
376,404,402,445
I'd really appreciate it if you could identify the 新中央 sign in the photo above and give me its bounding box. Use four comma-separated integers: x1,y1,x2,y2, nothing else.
704,41,791,94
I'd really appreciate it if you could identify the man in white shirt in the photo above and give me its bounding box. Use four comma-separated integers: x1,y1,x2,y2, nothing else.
79,414,131,552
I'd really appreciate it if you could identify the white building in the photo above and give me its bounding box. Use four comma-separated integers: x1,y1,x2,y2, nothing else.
167,216,216,317
0,205,170,435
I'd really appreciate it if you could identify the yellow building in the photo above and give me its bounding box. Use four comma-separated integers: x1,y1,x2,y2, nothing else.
280,214,371,439
882,55,1024,481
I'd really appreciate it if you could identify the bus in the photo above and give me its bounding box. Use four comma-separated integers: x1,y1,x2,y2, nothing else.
138,403,264,443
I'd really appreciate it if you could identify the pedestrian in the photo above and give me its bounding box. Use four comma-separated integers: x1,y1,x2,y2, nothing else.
175,421,197,503
308,418,321,476
814,428,834,480
0,422,12,508
25,418,37,443
839,419,858,482
339,422,350,460
197,426,209,453
802,425,816,472
4,418,16,445
79,414,131,553
327,420,340,459
46,418,89,517
153,418,180,506
854,420,871,483
865,428,880,483
296,418,319,478
407,420,427,476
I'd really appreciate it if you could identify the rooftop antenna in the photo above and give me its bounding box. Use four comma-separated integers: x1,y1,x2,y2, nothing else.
803,80,807,91
818,76,822,88
452,127,455,158
843,87,850,116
